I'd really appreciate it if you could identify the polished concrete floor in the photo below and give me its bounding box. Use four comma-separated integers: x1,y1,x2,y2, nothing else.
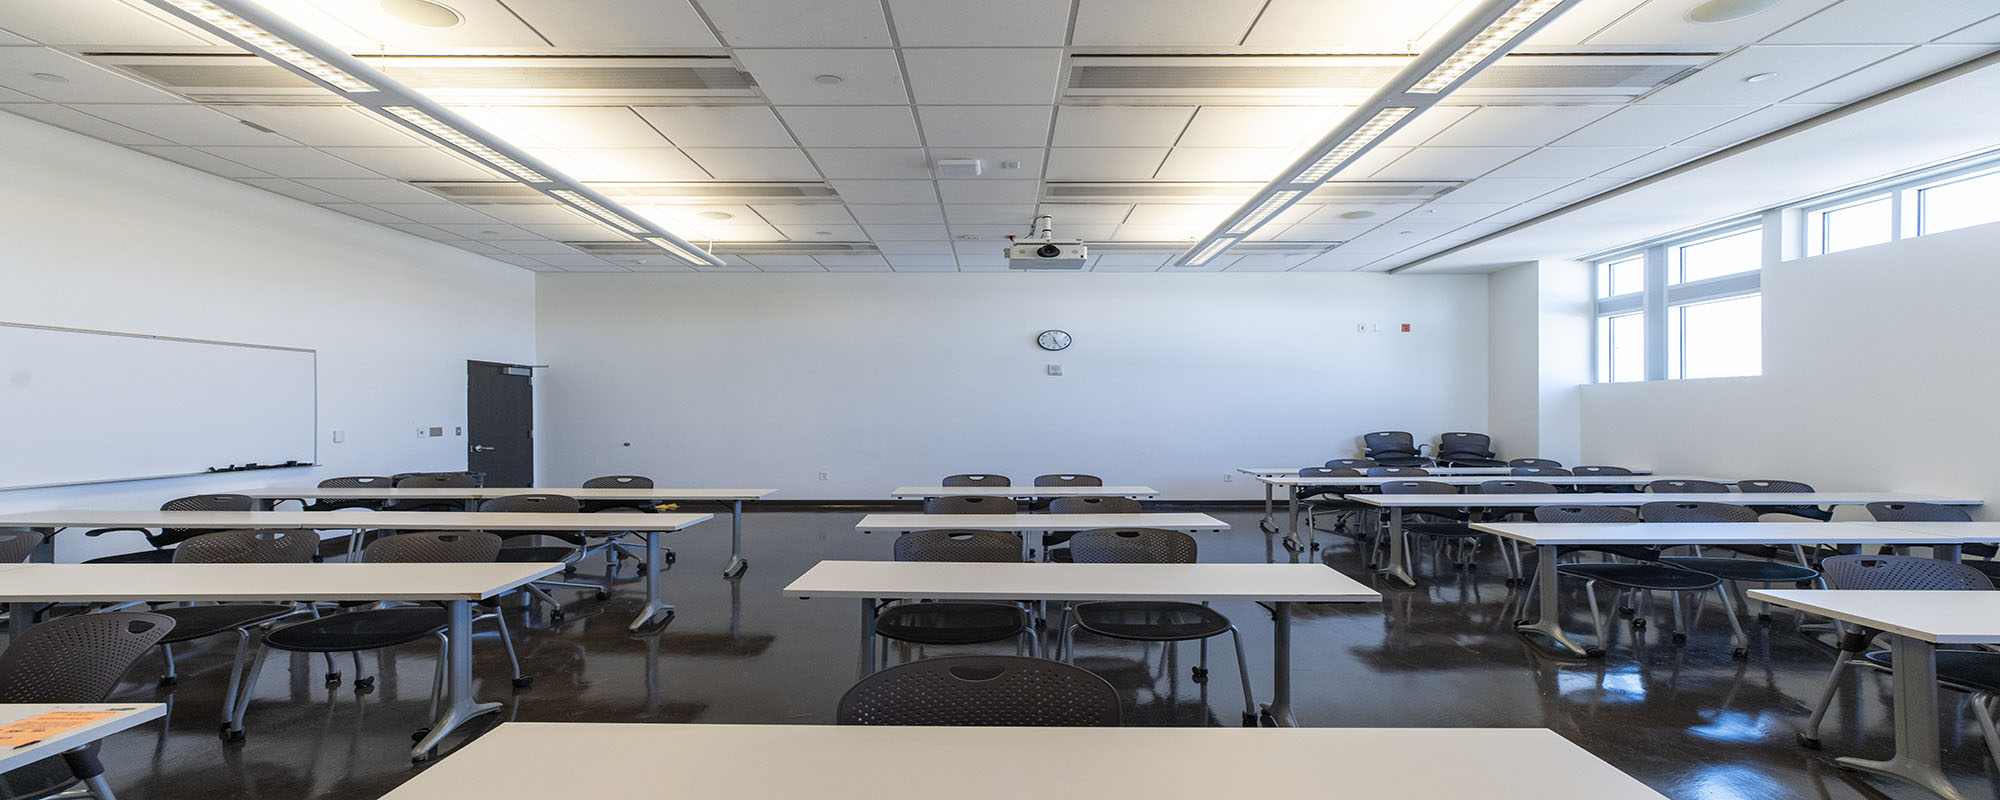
70,507,2000,799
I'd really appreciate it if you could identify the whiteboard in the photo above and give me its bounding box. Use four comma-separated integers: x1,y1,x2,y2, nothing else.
0,323,317,490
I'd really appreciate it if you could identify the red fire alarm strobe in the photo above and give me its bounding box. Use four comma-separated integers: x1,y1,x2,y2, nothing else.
1400,323,1411,332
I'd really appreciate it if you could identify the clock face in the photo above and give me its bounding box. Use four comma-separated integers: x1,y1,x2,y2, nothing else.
1037,329,1072,351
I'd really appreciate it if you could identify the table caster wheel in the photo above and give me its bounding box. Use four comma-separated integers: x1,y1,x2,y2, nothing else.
223,729,245,742
1797,734,1820,750
1257,710,1277,728
1241,712,1258,727
550,608,565,620
513,675,534,688
595,590,611,601
634,565,647,575
1585,647,1606,658
1630,618,1647,629
159,675,177,687
1191,667,1208,684
1732,647,1749,660
411,727,430,743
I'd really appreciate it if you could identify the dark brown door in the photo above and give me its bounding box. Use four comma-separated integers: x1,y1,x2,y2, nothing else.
467,361,533,487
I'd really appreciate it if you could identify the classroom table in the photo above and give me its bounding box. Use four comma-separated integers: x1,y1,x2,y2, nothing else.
1751,589,2000,800
0,703,164,780
1471,521,1984,658
887,485,1158,499
1356,492,1982,588
1236,465,1654,534
373,722,1669,799
238,487,775,577
854,512,1228,560
783,560,1376,727
0,510,712,634
0,563,557,760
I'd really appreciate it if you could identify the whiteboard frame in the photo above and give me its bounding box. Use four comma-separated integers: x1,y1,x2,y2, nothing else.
0,321,319,491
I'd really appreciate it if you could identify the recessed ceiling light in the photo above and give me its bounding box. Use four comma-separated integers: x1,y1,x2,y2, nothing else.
28,72,68,83
1338,210,1376,220
697,211,734,220
1743,72,1778,83
381,0,464,28
814,74,844,85
1686,0,1783,24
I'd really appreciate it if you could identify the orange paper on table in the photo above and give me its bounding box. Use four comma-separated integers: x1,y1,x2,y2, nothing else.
0,711,121,747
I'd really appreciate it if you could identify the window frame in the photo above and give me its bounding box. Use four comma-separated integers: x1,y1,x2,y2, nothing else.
1591,220,1763,383
1797,155,2000,258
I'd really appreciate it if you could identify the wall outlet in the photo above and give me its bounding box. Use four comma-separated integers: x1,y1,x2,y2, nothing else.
429,426,445,437
1356,323,1368,333
1046,364,1062,376
1223,473,1233,482
818,471,830,480
455,426,463,436
416,427,427,438
331,429,344,443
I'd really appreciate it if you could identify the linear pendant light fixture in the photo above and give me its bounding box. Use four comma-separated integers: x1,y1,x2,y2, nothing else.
140,0,725,267
1173,0,1579,267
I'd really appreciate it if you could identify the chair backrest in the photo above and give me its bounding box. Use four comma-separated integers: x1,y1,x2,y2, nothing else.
1480,480,1559,495
942,474,1010,488
161,493,254,513
1509,458,1563,468
1367,466,1429,477
924,496,1014,514
1363,431,1420,458
893,530,1022,563
396,472,479,489
1380,480,1458,495
582,475,654,489
0,612,175,703
1648,479,1731,493
1571,465,1634,477
1299,467,1361,478
1033,474,1102,488
1325,458,1377,469
1512,466,1573,477
1868,501,1973,522
1049,496,1142,514
1736,479,1814,494
1639,501,1758,523
836,656,1121,726
1068,528,1196,564
364,531,503,563
478,494,582,514
318,475,389,489
1533,506,1640,524
0,529,43,563
1820,555,1992,591
1436,432,1494,458
172,529,319,564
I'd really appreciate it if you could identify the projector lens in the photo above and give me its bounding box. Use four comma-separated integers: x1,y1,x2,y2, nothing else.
1036,244,1062,258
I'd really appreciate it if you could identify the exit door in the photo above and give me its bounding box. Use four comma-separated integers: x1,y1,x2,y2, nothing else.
467,361,533,487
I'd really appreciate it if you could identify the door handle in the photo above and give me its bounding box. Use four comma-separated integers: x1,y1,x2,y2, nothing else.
471,445,497,452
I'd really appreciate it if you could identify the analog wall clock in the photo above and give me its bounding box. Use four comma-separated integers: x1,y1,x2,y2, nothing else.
1036,329,1072,351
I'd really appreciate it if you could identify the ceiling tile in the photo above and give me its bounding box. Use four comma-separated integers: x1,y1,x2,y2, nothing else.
1110,224,1203,242
736,50,908,104
285,0,547,50
696,0,890,46
75,104,286,146
1675,103,1838,147
559,148,710,180
0,86,34,102
384,222,464,241
874,240,956,253
925,148,1044,179
475,204,596,224
430,223,543,241
319,203,411,224
1421,106,1621,148
126,145,263,177
846,204,945,224
830,179,939,203
1767,0,2000,44
883,254,954,268
918,106,1054,147
501,0,720,48
295,178,453,204
1033,203,1135,224
1224,252,1321,271
1521,0,1647,46
894,262,965,271
680,222,787,241
1072,0,1266,46
1046,147,1169,180
885,0,1070,45
809,148,943,179
1124,204,1234,226
1093,253,1172,268
936,179,1040,203
634,106,798,148
1152,148,1294,181
1374,106,1475,148
1481,147,1648,179
8,105,169,146
1587,0,1841,47
1640,45,1903,105
1243,0,1466,50
743,255,823,268
776,106,921,147
317,147,497,181
235,178,345,204
0,47,184,103
376,204,502,224
1530,178,1625,205
1389,203,1516,226
944,204,1038,224
1479,203,1565,227
1553,105,1758,147
1051,106,1196,147
1432,178,1577,204
489,107,671,148
1594,147,1708,179
1176,106,1349,148
946,224,1028,240
1278,223,1382,241
814,254,892,268
0,0,214,46
865,223,950,239
903,49,1063,105
682,147,821,180
1788,44,1997,104
224,106,425,147
535,255,619,268
198,146,380,178
1297,203,1419,224
1937,14,2000,43
518,223,631,240
500,240,585,255
749,204,861,224
773,223,868,240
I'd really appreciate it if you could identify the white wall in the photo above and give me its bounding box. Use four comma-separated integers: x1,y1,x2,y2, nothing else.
1579,219,2000,518
1487,260,1589,464
535,272,1490,499
0,112,537,557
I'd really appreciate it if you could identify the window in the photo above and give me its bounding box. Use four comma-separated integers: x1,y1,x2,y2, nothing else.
1593,223,1762,383
1673,228,1760,284
1597,313,1645,383
1811,195,1894,256
1801,159,2000,257
1668,295,1761,380
1917,167,2000,235
1596,255,1643,298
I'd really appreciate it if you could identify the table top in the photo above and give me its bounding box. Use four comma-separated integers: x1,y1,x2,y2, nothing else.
1256,474,1718,487
889,486,1158,498
854,513,1228,532
0,562,563,602
784,560,1377,603
376,723,1664,799
1241,466,1530,476
1470,521,1982,546
0,510,714,531
1351,492,1982,508
0,704,166,774
1846,521,2000,541
236,487,775,501
1750,590,2000,644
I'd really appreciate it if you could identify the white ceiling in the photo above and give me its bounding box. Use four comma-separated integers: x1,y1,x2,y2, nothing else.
0,0,1993,273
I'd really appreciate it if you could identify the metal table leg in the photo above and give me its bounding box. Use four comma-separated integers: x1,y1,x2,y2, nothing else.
629,530,675,633
1258,481,1278,534
411,599,502,760
1284,487,1306,554
723,500,749,577
1515,545,1592,657
1378,508,1416,588
1836,635,1966,799
1260,601,1298,727
859,598,877,677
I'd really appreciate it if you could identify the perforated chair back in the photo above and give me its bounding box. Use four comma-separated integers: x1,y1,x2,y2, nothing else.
1821,555,1992,591
1436,432,1495,459
1068,528,1196,564
1300,467,1361,478
1512,466,1573,477
1367,466,1429,477
942,474,1010,488
1534,506,1640,524
893,530,1021,563
1639,501,1758,523
1049,496,1141,514
395,473,480,489
0,529,43,563
582,475,654,489
1481,480,1559,495
1325,458,1377,469
1034,474,1102,488
1738,479,1814,494
1509,458,1564,469
1378,480,1455,495
478,494,582,514
1572,465,1634,477
924,496,1014,514
150,493,256,548
172,529,319,564
836,655,1120,726
1868,502,1973,522
1363,431,1422,460
0,612,175,703
318,476,388,490
1649,479,1731,493
579,475,658,512
364,531,503,564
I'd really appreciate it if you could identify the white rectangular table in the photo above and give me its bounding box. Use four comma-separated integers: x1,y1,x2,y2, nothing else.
889,485,1158,499
0,510,713,634
1751,589,2000,800
784,560,1377,727
0,704,164,776
1473,521,1985,657
0,563,558,760
375,723,1668,799
855,512,1227,561
239,487,774,576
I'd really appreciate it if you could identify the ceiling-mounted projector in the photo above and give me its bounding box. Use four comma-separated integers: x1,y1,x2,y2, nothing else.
1005,215,1088,269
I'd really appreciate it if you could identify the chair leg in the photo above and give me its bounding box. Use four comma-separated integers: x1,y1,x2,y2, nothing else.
1974,694,2000,776
159,643,177,686
351,651,372,691
430,633,448,722
479,610,529,687
219,629,253,730
80,772,118,800
1713,585,1750,658
1062,625,1080,664
229,644,274,739
1226,626,1255,726
1669,591,1687,643
1583,580,1608,648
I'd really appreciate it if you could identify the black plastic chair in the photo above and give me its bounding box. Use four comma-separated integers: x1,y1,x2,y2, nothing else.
1366,466,1429,477
1061,528,1255,726
1299,467,1367,538
874,531,1032,668
363,531,528,689
1043,496,1141,561
942,474,1009,488
82,494,253,564
579,474,659,512
0,529,42,563
1363,431,1432,467
836,655,1119,726
1325,458,1376,469
1573,465,1634,477
1648,479,1731,494
1737,479,1834,522
1868,502,1996,583
1512,466,1573,477
1643,502,1821,628
1380,480,1486,572
924,496,1016,514
1528,505,1656,563
383,473,479,512
480,494,611,617
0,613,174,800
305,476,390,512
1034,474,1102,488
1509,458,1564,469
1435,432,1504,467
150,530,318,737
576,475,659,575
1542,502,1751,657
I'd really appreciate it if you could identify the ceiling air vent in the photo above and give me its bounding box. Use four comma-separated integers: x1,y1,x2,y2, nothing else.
416,182,839,203
1065,54,1710,102
93,54,758,104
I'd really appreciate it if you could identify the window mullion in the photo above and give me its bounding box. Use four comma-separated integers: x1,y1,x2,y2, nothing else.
1644,243,1669,382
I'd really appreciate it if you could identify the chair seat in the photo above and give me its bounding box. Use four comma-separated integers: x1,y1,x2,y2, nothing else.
304,500,381,512
1863,649,2000,695
1959,559,2000,585
262,607,448,653
1406,521,1478,538
579,501,656,514
497,545,576,563
1074,601,1231,642
83,549,173,564
1746,504,1834,522
155,604,296,644
1659,556,1819,583
1559,545,1663,562
1373,457,1431,467
1557,562,1722,591
875,603,1027,646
